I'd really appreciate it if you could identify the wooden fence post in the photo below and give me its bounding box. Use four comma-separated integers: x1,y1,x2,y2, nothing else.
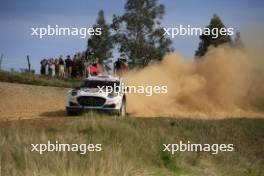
27,55,31,72
0,53,3,71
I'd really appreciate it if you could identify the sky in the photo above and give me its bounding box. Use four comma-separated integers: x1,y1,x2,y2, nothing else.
0,0,264,72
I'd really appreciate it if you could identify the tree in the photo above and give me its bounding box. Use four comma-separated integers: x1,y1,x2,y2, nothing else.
195,14,232,57
111,0,173,67
87,10,113,63
233,31,244,49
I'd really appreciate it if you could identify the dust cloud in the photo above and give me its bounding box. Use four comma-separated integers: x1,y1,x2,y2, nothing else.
124,28,264,118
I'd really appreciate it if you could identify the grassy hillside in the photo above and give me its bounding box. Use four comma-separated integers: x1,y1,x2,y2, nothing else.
0,71,80,88
0,114,263,176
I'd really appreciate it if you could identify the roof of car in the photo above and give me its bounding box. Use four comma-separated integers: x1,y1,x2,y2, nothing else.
86,75,121,82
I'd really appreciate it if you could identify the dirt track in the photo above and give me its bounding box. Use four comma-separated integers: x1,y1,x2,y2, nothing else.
1,82,263,121
0,82,69,121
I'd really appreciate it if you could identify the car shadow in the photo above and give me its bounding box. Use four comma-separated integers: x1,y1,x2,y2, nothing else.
39,110,67,117
40,109,132,118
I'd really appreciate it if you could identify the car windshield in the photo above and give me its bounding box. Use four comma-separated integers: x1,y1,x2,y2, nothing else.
80,80,120,89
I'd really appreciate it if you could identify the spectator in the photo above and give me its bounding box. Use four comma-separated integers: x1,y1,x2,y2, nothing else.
49,58,55,77
48,59,52,76
45,59,49,76
40,59,47,75
65,55,72,78
84,57,90,78
120,58,128,74
78,56,85,79
59,57,65,78
89,58,103,76
114,58,122,75
54,58,60,77
114,57,128,76
71,55,78,78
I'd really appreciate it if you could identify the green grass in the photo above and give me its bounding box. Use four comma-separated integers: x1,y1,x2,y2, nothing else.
0,114,263,176
0,71,80,88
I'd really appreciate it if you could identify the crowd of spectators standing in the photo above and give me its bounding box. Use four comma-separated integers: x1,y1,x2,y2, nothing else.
40,52,129,79
40,52,103,79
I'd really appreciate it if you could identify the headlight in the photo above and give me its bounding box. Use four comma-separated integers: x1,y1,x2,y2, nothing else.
107,92,118,98
70,90,78,97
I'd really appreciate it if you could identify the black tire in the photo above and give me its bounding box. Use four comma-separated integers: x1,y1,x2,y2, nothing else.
118,100,126,117
66,109,81,116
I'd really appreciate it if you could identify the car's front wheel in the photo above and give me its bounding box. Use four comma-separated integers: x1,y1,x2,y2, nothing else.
118,100,126,117
66,108,81,116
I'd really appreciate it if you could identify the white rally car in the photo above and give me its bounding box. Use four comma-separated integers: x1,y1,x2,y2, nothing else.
66,75,126,116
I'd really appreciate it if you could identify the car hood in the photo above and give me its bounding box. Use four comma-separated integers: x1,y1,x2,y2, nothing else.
78,88,108,97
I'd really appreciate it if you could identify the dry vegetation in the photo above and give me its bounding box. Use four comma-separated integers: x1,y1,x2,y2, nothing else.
0,114,263,176
0,71,80,88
